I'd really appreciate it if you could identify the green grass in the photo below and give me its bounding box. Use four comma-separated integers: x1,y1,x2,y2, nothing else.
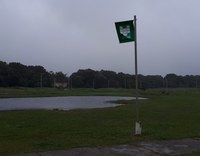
178,153,200,156
141,94,200,140
0,87,136,98
0,87,68,98
0,108,135,154
0,88,200,155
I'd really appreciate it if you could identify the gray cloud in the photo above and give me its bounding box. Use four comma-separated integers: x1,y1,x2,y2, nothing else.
0,0,200,76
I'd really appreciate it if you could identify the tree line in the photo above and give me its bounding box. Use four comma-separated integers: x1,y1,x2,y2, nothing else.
1,61,200,88
0,61,67,87
70,69,200,89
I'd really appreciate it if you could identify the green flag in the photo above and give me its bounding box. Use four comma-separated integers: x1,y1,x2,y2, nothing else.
115,20,135,43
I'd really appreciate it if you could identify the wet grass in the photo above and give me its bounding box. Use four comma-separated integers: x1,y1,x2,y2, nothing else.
0,108,136,154
179,152,200,156
0,88,200,155
0,87,136,98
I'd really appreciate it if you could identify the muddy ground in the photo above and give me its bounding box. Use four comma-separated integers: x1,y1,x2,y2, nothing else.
7,138,200,156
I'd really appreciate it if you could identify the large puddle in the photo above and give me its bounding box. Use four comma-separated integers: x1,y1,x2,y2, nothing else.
0,96,135,111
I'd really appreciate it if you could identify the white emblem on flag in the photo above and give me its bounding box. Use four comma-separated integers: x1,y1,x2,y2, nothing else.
119,25,131,39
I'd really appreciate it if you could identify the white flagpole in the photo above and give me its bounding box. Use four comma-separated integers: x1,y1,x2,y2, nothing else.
134,15,141,135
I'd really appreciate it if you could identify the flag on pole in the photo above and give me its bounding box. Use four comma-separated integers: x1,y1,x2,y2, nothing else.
115,20,135,43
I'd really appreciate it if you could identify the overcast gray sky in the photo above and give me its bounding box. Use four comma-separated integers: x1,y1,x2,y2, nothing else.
1,0,200,76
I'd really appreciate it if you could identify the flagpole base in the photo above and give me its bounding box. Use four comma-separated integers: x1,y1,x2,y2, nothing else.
135,121,142,136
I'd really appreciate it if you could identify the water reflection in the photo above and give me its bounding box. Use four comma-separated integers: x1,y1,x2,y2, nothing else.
0,96,135,111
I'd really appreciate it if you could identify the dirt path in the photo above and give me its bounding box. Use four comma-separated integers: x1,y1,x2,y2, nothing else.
7,138,200,156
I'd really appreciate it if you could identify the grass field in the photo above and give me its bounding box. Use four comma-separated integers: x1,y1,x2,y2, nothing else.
0,88,200,155
179,153,200,156
0,87,136,98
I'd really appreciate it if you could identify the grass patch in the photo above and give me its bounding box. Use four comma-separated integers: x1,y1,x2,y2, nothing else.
0,108,135,154
0,88,200,154
0,87,136,98
178,152,200,156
